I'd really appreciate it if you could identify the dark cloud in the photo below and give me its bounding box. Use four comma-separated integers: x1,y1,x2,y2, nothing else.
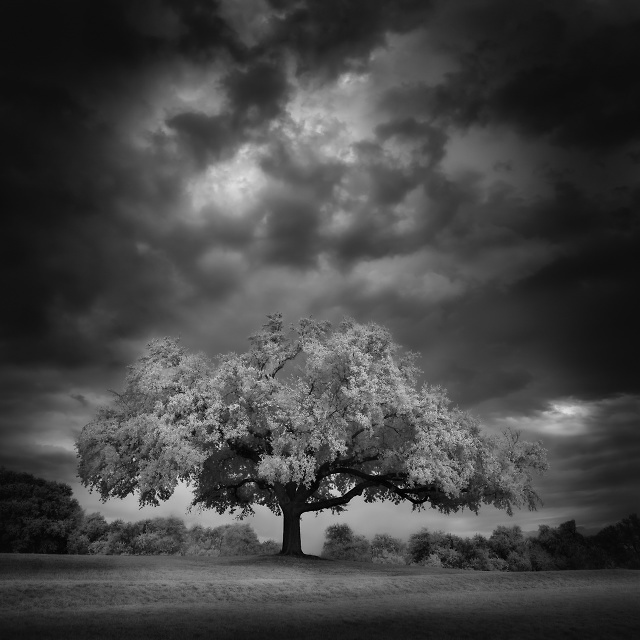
267,0,435,78
460,185,637,404
375,118,449,167
166,113,241,168
167,58,292,166
1,1,161,81
0,122,188,367
0,446,78,486
387,1,640,151
164,0,248,62
70,394,88,406
224,59,290,124
311,165,639,414
0,1,252,370
493,20,640,149
259,138,346,194
261,195,323,268
0,0,246,81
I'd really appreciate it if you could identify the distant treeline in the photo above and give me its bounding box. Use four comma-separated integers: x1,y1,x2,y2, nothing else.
1,467,638,569
321,517,640,570
68,515,280,556
0,467,279,556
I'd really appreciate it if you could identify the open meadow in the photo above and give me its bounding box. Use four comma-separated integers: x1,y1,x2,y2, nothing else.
1,554,639,639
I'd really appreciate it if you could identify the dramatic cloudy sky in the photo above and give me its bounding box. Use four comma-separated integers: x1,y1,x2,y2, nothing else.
2,0,638,553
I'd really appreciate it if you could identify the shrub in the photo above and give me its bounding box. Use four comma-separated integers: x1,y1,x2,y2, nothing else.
421,553,443,568
408,528,513,570
438,547,465,569
507,550,532,571
219,523,262,556
407,529,470,568
371,533,406,563
321,524,371,562
184,523,262,556
259,539,280,554
184,524,224,556
372,552,407,565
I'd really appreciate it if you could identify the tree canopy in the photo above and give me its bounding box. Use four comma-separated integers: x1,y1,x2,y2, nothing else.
0,467,83,553
76,314,548,555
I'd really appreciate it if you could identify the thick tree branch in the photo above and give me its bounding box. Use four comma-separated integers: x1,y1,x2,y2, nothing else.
269,343,302,378
329,466,449,506
316,452,381,478
300,479,377,513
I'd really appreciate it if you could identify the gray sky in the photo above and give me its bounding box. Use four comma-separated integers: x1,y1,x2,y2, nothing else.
1,0,638,554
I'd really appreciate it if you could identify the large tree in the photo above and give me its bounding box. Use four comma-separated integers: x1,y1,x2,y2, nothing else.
76,314,548,556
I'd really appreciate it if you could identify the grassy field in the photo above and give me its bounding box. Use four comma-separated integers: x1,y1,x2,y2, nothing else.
1,554,639,639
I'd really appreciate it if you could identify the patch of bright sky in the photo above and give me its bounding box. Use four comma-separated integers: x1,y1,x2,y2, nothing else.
185,66,379,217
295,28,458,160
287,71,376,163
180,28,462,220
186,143,269,216
495,399,593,437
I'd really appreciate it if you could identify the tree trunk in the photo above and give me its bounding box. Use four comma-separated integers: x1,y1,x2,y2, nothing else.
280,504,304,556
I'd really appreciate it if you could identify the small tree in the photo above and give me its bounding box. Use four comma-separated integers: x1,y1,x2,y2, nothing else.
0,467,84,553
76,314,548,556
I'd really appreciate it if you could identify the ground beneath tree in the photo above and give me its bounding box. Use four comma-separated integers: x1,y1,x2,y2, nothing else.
1,554,639,639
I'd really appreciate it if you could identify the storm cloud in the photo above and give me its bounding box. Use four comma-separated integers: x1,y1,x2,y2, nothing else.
1,0,638,548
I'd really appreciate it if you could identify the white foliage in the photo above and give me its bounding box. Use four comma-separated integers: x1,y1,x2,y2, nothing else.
77,314,547,519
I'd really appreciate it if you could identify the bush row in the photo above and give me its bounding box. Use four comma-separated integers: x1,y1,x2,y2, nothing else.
0,468,279,555
321,516,640,570
2,467,638,567
68,515,280,556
